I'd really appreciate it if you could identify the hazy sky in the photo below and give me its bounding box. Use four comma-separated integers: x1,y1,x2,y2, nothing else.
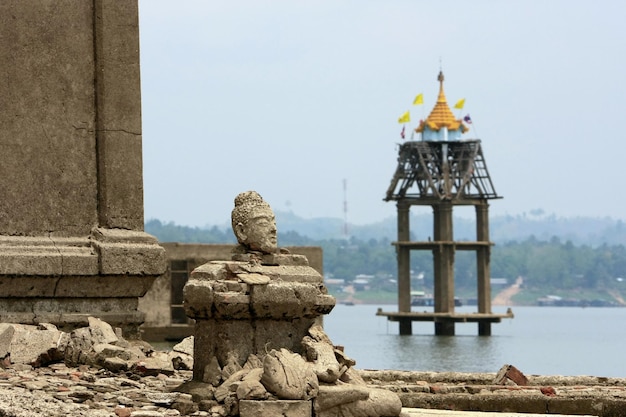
138,1,626,227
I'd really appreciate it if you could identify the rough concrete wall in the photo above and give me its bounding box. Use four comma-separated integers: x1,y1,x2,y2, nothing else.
0,1,97,236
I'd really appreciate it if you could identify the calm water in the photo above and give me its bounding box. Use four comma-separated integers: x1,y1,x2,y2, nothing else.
323,304,626,378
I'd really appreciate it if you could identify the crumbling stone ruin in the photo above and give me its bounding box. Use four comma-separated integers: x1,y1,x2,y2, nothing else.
1,319,625,417
0,1,166,336
181,191,402,416
0,317,192,375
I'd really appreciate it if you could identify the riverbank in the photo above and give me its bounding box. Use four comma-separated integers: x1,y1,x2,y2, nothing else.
362,369,626,417
331,283,626,308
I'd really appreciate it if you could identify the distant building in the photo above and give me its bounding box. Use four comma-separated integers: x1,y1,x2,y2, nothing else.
352,277,371,291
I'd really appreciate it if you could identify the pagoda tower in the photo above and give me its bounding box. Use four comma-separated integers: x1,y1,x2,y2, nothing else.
377,71,512,335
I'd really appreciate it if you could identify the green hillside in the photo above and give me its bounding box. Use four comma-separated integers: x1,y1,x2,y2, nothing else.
146,212,626,307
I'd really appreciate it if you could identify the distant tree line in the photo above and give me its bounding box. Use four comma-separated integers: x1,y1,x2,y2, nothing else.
146,219,236,244
318,236,625,294
146,219,626,295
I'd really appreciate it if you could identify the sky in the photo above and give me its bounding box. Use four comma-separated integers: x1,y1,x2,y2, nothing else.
138,1,626,228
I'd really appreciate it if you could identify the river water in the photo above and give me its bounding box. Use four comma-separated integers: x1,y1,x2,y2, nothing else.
323,304,626,378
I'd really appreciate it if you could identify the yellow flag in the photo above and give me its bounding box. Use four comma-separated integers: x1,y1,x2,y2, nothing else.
454,98,465,109
413,93,424,105
398,111,410,124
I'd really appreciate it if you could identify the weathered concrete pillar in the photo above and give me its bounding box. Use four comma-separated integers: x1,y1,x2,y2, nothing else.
476,202,492,335
433,202,455,335
396,202,412,335
0,1,165,335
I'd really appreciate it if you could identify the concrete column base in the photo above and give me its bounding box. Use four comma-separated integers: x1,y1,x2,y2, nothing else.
0,229,165,336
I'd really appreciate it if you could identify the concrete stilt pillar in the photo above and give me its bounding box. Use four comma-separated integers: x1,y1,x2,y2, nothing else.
433,202,455,335
476,202,492,336
397,202,412,335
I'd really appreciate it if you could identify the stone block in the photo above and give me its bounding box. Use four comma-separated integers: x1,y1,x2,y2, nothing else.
190,262,230,281
0,236,98,276
249,283,302,318
93,343,127,361
88,317,119,344
260,253,309,267
213,292,250,319
90,228,166,276
254,319,315,355
54,275,156,298
172,336,194,356
0,298,146,333
494,364,528,386
250,282,333,319
10,327,64,366
192,320,255,380
183,280,215,319
239,400,312,417
225,280,248,291
314,294,337,315
0,324,16,358
0,277,59,297
103,356,129,373
256,265,323,283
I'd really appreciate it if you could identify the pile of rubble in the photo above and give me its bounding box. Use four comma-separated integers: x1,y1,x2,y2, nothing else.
0,317,198,416
1,318,193,374
361,367,626,417
2,318,626,417
0,318,401,417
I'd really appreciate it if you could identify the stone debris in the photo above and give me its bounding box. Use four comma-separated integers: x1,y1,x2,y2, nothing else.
493,364,529,386
361,369,626,417
0,361,196,417
0,321,623,416
0,317,404,417
260,348,319,400
0,318,203,417
0,318,193,376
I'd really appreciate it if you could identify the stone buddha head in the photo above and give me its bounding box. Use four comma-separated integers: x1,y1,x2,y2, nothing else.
231,191,278,254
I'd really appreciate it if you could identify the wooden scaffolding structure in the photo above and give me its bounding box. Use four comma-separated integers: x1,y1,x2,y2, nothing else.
378,139,513,335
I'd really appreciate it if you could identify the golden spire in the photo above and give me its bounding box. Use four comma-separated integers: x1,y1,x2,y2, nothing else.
415,71,468,133
437,71,446,103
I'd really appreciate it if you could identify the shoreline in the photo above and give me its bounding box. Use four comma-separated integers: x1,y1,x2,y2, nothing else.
361,369,626,417
1,364,624,417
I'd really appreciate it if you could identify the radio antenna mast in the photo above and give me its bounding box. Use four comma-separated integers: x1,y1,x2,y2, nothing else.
343,179,349,238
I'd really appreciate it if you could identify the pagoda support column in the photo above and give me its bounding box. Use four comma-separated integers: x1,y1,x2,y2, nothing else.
433,202,455,335
476,202,492,335
397,202,412,335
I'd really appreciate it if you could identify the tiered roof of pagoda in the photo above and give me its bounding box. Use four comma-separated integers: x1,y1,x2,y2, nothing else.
385,71,499,203
415,71,468,135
